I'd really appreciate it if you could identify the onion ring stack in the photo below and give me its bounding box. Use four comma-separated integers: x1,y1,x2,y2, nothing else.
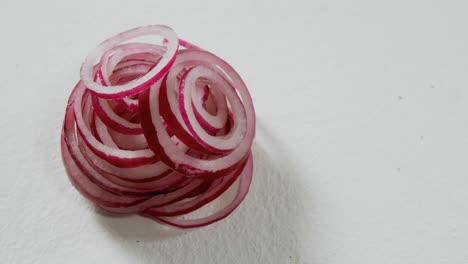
61,25,255,228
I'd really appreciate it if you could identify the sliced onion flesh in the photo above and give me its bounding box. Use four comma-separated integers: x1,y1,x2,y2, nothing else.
62,25,255,228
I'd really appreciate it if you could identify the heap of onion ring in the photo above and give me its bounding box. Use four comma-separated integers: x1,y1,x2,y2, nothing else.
61,25,255,228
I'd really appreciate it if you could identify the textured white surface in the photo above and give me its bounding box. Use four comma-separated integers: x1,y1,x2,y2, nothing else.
1,0,468,263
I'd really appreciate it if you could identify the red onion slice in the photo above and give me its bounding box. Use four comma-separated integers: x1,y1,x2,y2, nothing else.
92,95,143,135
139,49,255,174
61,139,149,207
145,155,249,216
81,25,179,99
107,128,148,150
192,84,229,134
79,142,172,181
147,155,253,228
178,65,246,152
100,43,165,85
74,83,157,167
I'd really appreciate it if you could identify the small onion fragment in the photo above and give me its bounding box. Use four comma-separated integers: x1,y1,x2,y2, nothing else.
61,25,255,228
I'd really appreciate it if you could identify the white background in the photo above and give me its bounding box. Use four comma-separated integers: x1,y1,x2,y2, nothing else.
1,0,467,263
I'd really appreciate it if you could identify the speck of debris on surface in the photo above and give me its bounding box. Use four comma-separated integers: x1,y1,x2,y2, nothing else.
398,96,403,100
